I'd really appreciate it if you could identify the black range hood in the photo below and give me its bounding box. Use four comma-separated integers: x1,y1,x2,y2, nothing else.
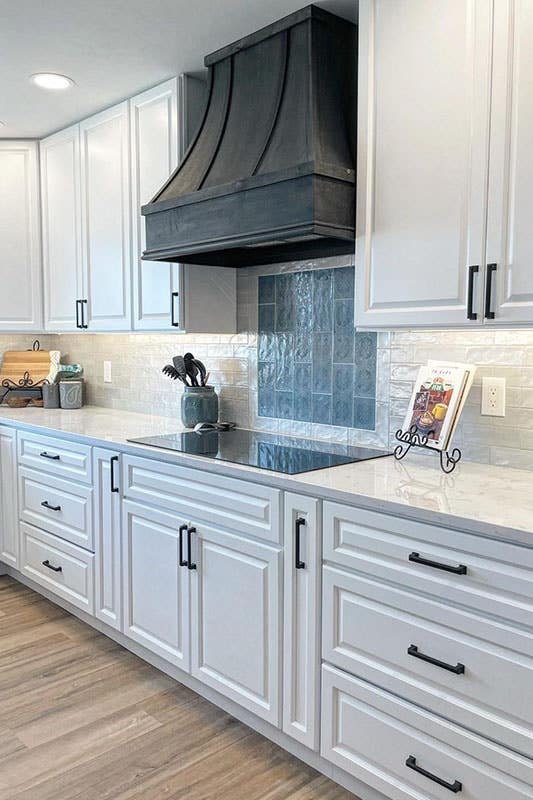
142,5,357,268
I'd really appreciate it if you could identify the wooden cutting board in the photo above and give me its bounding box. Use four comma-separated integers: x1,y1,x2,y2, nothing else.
0,349,60,386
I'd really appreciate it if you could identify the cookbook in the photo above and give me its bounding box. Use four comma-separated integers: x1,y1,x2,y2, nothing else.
402,361,476,451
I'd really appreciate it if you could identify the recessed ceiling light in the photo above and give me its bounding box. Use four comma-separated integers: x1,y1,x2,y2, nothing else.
0,121,5,128
30,73,75,90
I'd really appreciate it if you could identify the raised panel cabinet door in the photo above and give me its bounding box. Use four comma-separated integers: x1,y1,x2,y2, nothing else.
80,101,131,331
355,0,492,328
40,124,84,331
93,448,122,631
282,493,321,750
122,500,190,669
0,141,42,331
0,426,18,568
130,79,181,330
486,0,533,324
190,523,282,726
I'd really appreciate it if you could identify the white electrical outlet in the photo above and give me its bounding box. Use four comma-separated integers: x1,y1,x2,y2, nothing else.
103,361,112,384
481,376,506,417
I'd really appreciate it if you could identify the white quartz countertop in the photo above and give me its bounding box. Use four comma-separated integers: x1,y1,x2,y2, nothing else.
1,405,532,544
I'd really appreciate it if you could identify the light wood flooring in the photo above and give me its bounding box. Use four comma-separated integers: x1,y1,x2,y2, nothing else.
0,576,356,800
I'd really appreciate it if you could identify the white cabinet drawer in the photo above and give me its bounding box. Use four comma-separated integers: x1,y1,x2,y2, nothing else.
19,467,93,551
321,664,533,800
323,501,533,630
18,430,92,484
20,522,94,614
323,565,533,758
123,454,281,544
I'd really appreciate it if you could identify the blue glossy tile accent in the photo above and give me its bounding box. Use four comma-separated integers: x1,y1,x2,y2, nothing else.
294,363,312,421
312,333,333,393
258,304,275,333
275,333,294,390
258,332,275,362
312,393,332,424
257,266,377,430
276,391,294,419
354,396,376,430
275,273,295,332
334,298,354,333
313,270,333,332
334,266,355,299
258,275,275,304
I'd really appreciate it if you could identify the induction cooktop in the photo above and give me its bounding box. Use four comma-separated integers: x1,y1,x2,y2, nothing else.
128,429,391,475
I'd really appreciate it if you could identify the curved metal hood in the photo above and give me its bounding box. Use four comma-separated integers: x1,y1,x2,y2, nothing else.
142,5,357,267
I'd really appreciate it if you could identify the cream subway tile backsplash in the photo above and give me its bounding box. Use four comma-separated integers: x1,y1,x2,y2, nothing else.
4,270,533,469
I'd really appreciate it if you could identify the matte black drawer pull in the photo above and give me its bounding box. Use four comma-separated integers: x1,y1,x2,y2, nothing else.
40,451,60,461
295,516,306,569
41,501,62,512
110,455,119,493
484,263,497,320
171,291,180,327
409,552,467,575
408,644,465,675
187,526,197,570
179,524,188,567
467,264,478,321
406,755,462,793
75,299,82,329
42,559,62,573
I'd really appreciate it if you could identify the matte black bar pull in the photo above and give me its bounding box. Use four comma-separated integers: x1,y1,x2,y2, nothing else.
42,560,63,573
41,501,61,512
110,455,120,493
75,299,82,329
484,263,497,320
408,644,465,675
171,291,180,327
81,299,88,329
295,516,306,569
406,756,462,793
40,451,60,461
179,524,188,567
187,526,197,570
409,552,467,575
467,265,478,320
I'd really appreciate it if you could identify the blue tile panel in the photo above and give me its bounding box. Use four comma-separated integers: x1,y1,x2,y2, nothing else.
258,267,377,430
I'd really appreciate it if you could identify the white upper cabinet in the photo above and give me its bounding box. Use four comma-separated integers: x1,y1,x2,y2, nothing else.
0,141,42,331
40,124,84,331
80,101,132,331
355,0,493,329
486,0,533,325
130,78,180,330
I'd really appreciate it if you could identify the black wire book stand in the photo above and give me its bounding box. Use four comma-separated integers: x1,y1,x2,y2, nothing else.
394,425,462,474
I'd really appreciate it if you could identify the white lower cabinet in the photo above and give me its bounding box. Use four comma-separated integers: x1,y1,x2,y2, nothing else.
0,426,18,568
189,522,281,726
93,448,122,631
122,499,190,669
321,664,533,800
282,493,321,750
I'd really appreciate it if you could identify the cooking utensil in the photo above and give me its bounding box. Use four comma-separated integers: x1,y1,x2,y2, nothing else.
192,358,207,386
162,364,187,384
184,353,199,386
172,356,189,384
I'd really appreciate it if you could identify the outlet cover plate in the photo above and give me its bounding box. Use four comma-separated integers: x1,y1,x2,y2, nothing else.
481,376,506,417
103,361,112,384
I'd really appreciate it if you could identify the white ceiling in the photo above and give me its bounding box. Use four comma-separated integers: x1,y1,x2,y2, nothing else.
0,0,357,139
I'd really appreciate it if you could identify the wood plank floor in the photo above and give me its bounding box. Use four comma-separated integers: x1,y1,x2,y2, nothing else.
0,576,357,800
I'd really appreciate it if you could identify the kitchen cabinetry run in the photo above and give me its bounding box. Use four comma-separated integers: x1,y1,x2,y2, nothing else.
93,448,122,630
0,141,43,332
38,75,236,334
0,426,18,568
356,0,533,329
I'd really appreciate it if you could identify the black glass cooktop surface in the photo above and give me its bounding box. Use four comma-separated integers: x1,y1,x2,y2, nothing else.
128,429,391,475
